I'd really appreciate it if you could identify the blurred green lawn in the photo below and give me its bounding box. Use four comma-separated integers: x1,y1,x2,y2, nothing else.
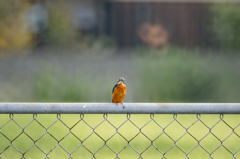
0,114,240,158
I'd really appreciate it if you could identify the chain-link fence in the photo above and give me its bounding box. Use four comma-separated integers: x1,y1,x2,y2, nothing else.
0,103,240,159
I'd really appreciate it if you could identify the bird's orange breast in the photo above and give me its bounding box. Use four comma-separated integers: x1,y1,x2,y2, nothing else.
112,84,127,103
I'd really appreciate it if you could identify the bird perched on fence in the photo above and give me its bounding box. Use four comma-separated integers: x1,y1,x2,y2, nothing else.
112,77,127,108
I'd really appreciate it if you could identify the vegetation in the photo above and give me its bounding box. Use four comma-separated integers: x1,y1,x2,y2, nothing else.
210,3,240,50
19,47,238,103
0,46,240,103
0,1,30,50
0,0,116,55
133,47,240,102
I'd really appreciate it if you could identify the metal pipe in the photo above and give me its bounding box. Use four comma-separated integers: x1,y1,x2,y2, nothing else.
0,103,240,114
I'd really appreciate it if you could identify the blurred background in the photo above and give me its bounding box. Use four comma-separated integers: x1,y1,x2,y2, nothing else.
0,0,240,103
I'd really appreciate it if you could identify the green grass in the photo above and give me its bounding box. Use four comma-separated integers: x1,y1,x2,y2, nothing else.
1,114,240,158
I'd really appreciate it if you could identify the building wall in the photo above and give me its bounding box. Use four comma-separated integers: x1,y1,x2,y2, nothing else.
105,2,211,48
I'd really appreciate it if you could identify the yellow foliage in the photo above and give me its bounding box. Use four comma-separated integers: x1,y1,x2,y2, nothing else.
0,1,31,50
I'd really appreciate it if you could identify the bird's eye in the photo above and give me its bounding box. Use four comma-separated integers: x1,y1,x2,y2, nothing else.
119,77,124,82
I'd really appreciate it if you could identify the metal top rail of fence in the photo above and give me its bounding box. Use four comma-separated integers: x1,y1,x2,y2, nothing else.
0,103,240,114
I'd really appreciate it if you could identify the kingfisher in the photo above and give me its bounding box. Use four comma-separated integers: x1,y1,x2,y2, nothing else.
112,77,127,108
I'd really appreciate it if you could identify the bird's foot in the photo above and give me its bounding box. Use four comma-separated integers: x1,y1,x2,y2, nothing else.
121,102,125,109
114,102,118,106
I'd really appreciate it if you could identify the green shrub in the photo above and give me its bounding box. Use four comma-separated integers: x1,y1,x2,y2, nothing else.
133,47,219,102
45,1,76,48
210,3,240,50
32,69,113,102
45,1,117,54
33,70,86,102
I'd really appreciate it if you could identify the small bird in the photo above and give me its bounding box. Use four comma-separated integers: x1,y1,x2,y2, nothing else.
112,77,127,108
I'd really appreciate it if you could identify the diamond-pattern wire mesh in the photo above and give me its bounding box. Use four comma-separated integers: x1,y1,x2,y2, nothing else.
0,114,240,159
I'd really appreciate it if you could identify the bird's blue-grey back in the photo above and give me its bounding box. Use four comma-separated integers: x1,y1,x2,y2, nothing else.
112,83,118,94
